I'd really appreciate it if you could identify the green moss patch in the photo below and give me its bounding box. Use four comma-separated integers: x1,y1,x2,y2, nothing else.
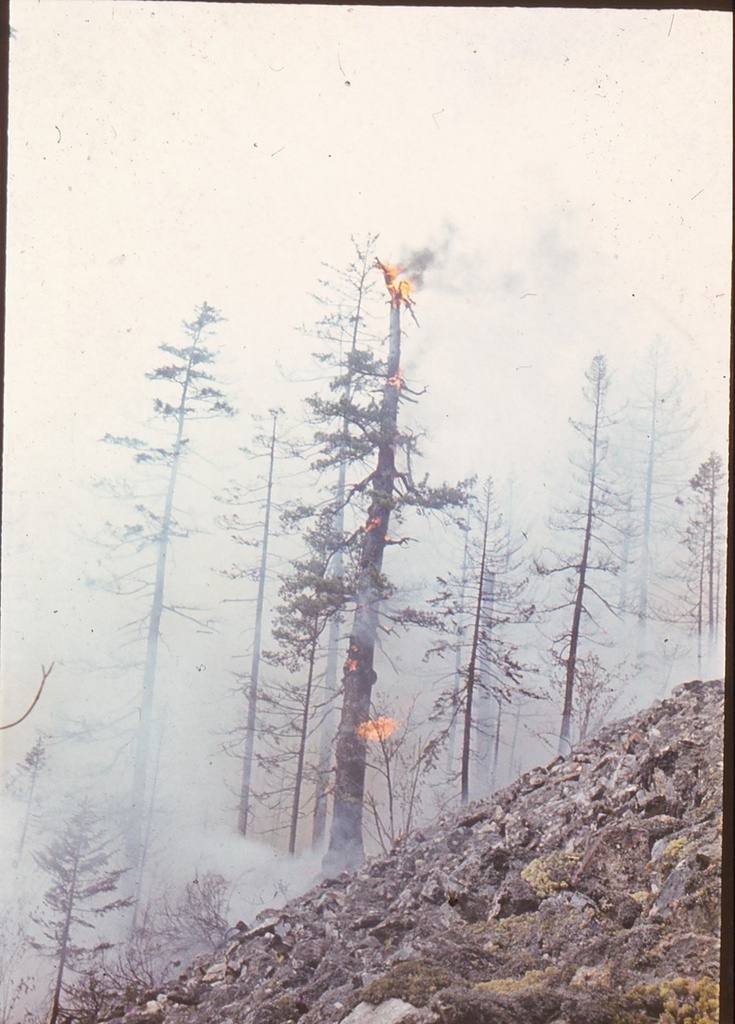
361,959,460,1007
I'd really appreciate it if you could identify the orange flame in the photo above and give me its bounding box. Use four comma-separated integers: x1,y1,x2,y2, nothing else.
357,717,400,741
386,371,405,390
375,258,415,310
365,517,382,533
344,658,359,673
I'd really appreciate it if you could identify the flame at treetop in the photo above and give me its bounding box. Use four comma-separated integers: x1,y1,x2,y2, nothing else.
375,258,415,310
357,717,401,741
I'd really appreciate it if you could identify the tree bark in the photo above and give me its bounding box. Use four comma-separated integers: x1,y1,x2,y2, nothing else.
445,519,471,782
238,410,278,835
324,300,401,873
48,833,82,1024
637,352,658,628
558,368,604,755
461,505,490,804
289,637,318,855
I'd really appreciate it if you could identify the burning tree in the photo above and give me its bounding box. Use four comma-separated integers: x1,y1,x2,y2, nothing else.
316,250,468,873
301,237,383,851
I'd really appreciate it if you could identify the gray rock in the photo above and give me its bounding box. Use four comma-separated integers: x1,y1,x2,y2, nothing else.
341,1000,438,1024
93,679,723,1024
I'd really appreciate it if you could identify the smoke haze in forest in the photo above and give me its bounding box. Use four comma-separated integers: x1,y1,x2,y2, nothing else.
0,4,730,1018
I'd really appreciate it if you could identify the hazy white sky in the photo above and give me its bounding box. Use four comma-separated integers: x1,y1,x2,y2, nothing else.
2,3,731,750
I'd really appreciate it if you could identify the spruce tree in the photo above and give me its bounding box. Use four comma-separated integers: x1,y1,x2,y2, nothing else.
31,803,131,1024
535,355,626,754
102,302,234,875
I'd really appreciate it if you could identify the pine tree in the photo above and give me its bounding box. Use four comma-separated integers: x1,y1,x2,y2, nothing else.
31,803,131,1024
102,303,234,873
618,341,696,634
319,253,468,872
431,480,537,804
535,355,626,754
261,512,350,854
9,736,47,864
677,451,726,671
283,246,468,871
217,408,283,837
303,237,381,852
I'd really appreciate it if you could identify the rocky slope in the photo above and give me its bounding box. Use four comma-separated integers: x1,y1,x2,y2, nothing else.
103,679,723,1024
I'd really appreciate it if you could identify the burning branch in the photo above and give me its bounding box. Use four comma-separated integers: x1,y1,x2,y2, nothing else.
357,717,400,741
374,258,421,326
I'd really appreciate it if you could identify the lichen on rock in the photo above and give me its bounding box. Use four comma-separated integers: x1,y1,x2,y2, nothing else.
89,678,723,1024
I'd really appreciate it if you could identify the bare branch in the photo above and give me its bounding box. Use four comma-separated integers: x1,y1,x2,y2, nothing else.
0,663,54,730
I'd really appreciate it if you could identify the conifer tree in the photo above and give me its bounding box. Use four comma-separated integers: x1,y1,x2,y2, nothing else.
430,480,536,804
283,245,469,871
617,341,695,634
9,736,47,864
302,237,381,851
677,451,726,670
31,803,131,1024
263,510,350,854
217,409,283,836
535,355,626,754
312,252,469,872
102,303,234,873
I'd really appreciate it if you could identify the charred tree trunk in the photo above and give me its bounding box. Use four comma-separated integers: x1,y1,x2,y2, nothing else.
324,297,402,873
238,410,279,836
446,518,471,782
558,369,604,756
637,352,658,631
461,506,490,805
289,636,318,855
474,569,496,798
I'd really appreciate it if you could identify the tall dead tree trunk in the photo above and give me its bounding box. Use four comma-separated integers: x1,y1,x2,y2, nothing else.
289,636,318,855
324,272,403,873
445,518,471,782
558,361,606,755
636,350,658,631
128,346,196,866
474,568,496,797
461,503,490,805
238,410,279,836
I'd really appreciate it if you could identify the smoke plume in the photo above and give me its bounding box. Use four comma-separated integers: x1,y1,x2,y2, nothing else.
403,247,436,289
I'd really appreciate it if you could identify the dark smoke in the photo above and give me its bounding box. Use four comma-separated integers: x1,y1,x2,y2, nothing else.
403,248,436,288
